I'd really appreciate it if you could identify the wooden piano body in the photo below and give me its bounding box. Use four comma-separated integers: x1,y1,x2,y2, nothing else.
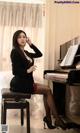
44,38,80,124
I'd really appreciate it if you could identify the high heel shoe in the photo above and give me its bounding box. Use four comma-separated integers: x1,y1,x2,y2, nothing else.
55,119,67,130
43,116,56,129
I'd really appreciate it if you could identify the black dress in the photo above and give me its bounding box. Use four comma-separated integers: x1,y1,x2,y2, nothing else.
10,44,42,93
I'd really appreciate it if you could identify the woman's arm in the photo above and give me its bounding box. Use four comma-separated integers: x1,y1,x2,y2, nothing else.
29,44,43,58
26,37,43,58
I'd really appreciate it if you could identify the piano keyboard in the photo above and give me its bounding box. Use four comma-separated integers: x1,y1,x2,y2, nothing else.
45,73,68,83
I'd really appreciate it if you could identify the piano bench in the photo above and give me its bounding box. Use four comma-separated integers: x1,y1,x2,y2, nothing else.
1,88,31,133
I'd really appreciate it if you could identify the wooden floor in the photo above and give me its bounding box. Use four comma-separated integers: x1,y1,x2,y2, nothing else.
0,109,80,133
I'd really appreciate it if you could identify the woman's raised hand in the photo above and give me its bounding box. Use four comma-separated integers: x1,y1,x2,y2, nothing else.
26,37,32,46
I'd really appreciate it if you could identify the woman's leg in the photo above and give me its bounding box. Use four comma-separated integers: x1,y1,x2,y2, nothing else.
43,95,51,122
33,83,59,121
33,83,67,129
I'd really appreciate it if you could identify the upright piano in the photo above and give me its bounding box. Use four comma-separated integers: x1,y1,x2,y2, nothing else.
44,39,80,116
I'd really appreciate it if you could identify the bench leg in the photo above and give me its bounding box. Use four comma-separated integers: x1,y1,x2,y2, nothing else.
21,108,24,126
26,102,30,133
3,105,7,124
1,99,6,124
1,101,4,124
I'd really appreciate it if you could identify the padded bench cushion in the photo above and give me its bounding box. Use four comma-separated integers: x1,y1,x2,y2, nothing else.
1,88,31,99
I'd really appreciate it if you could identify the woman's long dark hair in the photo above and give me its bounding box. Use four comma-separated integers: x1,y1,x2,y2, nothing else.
12,30,27,60
13,30,27,48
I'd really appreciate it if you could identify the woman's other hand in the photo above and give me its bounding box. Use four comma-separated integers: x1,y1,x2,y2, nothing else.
27,65,37,73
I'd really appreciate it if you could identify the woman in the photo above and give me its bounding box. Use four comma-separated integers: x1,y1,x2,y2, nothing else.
10,30,66,129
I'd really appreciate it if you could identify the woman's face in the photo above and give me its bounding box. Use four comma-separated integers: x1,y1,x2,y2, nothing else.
17,32,27,47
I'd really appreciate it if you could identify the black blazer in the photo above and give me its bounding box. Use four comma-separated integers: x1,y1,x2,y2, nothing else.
10,44,42,93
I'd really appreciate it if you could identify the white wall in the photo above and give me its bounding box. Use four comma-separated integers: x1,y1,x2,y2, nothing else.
44,0,80,69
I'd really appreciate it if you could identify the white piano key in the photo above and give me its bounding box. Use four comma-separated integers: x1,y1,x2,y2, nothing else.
45,73,68,83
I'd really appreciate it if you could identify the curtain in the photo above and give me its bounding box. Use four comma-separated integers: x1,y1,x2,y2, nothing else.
0,1,46,117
